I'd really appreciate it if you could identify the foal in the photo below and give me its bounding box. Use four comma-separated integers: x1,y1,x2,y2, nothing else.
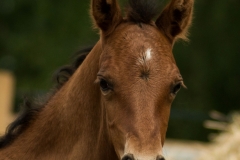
0,0,194,159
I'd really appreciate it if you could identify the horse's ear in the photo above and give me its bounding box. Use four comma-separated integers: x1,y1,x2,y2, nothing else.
156,0,194,43
91,0,122,35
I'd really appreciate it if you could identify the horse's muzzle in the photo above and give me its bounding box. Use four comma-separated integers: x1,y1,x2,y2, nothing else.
121,154,165,160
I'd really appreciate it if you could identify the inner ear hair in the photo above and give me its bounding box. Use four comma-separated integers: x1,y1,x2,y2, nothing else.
156,0,194,43
91,0,122,35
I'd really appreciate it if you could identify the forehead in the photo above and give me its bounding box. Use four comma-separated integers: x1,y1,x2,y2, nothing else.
106,23,172,51
100,23,178,75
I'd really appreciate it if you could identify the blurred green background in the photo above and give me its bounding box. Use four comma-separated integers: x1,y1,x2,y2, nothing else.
0,0,239,141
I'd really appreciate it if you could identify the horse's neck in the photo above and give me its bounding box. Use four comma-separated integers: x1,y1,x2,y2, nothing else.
1,41,117,159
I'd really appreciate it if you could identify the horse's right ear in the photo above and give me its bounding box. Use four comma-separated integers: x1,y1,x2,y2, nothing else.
91,0,122,35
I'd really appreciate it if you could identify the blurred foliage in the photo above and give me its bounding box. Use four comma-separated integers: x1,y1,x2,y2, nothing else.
199,112,240,159
0,0,239,141
0,0,97,90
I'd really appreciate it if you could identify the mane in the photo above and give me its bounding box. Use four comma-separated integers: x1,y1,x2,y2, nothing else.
54,47,92,89
0,46,93,148
127,0,161,24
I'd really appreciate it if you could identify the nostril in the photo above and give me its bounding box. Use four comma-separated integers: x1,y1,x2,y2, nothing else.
122,154,134,160
156,155,165,160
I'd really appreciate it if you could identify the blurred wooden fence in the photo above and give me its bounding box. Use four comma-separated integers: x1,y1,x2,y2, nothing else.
0,70,15,135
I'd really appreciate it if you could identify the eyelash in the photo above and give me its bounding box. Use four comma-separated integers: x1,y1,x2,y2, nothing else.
99,78,113,92
172,82,182,95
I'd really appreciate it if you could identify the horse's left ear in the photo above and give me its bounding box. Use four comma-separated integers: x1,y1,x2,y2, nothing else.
156,0,194,43
91,0,122,35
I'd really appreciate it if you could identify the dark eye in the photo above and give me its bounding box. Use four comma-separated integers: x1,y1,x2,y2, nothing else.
172,83,182,95
99,79,112,92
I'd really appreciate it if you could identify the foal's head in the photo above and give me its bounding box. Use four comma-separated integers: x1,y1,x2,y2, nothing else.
92,0,193,159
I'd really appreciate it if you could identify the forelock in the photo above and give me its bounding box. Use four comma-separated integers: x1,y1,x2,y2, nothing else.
126,0,162,24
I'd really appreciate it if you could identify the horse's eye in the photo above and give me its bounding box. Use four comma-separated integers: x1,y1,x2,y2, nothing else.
172,82,182,95
99,79,112,92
